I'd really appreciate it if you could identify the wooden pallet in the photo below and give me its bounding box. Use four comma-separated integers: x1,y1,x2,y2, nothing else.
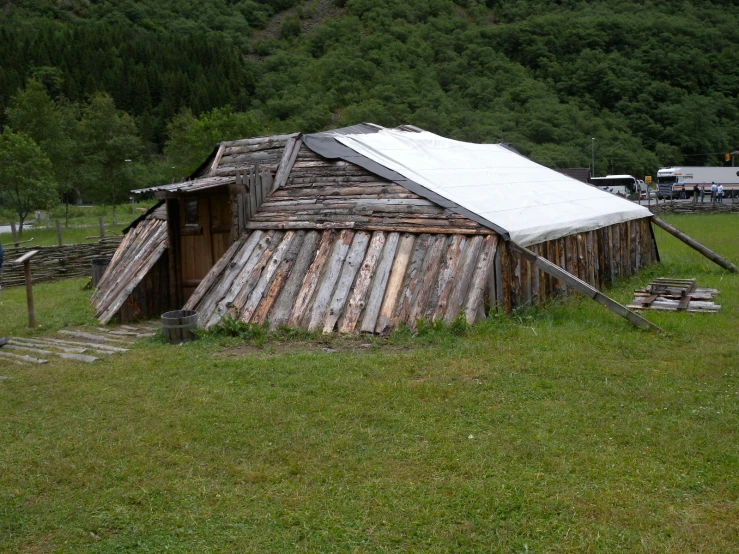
628,278,720,313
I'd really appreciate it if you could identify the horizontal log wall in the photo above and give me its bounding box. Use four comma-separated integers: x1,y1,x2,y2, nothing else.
184,229,499,334
0,239,121,287
247,146,488,235
500,218,658,311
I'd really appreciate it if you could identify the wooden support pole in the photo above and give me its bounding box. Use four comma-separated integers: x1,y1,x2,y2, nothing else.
12,250,39,328
651,216,737,273
10,221,18,247
508,242,662,332
99,216,105,238
55,219,62,246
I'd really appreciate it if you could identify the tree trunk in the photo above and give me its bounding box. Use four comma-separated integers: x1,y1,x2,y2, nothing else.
18,215,25,237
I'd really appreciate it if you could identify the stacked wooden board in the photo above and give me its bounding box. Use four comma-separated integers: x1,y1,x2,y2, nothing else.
92,205,169,324
628,278,720,313
0,324,155,365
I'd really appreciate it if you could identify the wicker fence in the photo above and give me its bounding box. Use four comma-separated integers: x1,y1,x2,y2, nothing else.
648,201,739,215
0,239,122,287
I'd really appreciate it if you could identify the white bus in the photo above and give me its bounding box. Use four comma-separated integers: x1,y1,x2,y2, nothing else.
589,175,642,198
657,166,739,199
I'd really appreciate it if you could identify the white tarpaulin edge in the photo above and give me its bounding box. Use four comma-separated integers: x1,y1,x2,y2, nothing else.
335,129,651,246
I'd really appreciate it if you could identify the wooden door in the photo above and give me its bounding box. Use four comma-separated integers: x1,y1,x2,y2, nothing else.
209,194,232,264
180,197,213,300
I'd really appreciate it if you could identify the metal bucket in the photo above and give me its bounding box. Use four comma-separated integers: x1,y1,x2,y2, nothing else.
161,310,199,344
91,257,112,288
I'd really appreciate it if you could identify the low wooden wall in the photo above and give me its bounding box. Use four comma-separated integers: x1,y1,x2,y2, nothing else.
0,239,122,287
498,218,658,310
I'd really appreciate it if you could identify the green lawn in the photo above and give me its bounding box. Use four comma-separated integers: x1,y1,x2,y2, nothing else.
1,215,738,552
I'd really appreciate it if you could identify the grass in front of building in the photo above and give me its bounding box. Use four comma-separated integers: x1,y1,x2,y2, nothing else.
0,214,737,552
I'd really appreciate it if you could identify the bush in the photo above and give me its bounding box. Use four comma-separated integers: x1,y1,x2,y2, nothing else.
280,14,301,39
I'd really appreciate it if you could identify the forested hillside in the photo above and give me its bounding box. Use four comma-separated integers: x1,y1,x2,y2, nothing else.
1,0,738,200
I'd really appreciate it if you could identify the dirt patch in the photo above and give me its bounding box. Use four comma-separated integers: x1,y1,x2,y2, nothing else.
216,336,413,359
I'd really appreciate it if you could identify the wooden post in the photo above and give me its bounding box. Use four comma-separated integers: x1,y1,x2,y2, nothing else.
55,219,62,246
508,242,662,332
12,250,39,328
651,216,738,273
99,216,105,238
10,221,18,247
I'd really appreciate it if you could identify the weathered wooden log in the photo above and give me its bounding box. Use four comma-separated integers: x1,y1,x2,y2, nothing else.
651,216,738,272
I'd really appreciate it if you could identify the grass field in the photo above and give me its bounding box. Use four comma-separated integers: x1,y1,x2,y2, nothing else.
1,214,738,552
0,201,157,247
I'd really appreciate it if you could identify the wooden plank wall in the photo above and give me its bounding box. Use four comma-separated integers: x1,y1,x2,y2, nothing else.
116,251,171,324
246,145,488,235
184,229,499,334
499,218,657,311
91,216,169,324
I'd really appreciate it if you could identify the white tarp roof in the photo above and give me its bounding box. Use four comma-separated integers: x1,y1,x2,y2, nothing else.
334,129,651,246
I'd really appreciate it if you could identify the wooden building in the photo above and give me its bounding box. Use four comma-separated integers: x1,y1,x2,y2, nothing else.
96,124,663,330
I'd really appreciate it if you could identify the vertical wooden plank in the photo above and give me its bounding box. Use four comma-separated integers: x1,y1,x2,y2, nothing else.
393,234,431,328
585,231,598,288
634,219,642,272
597,228,606,289
408,235,448,329
444,235,484,322
620,222,630,278
240,231,298,323
269,231,320,329
629,220,638,275
166,199,181,308
558,238,567,294
322,232,371,333
493,244,503,312
530,243,541,305
500,240,512,314
611,223,621,280
228,231,285,320
99,216,105,238
375,233,416,334
430,235,467,320
339,231,386,334
205,230,270,326
287,230,335,327
603,225,612,284
520,243,531,307
576,234,587,283
360,232,400,333
464,235,498,324
565,235,579,290
55,220,62,246
306,230,354,331
24,260,36,328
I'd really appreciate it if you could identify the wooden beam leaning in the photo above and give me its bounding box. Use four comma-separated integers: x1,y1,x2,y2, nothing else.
209,143,226,176
651,216,738,273
508,241,662,332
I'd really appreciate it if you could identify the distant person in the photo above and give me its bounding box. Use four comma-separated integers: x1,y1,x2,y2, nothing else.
711,182,718,202
0,242,5,348
701,183,706,202
717,183,724,203
693,183,699,203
